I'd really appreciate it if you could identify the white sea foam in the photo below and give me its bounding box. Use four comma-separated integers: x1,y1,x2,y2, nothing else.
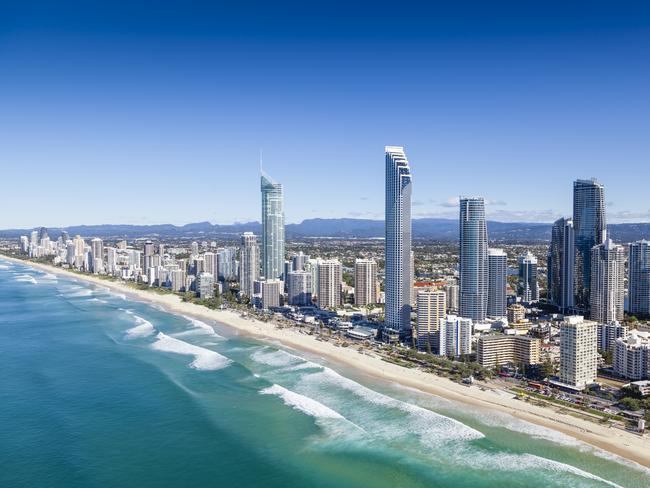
300,367,485,443
150,332,231,371
15,274,37,284
171,316,224,339
251,348,317,369
0,264,11,270
453,447,624,488
261,384,344,419
88,298,108,304
39,272,57,281
66,289,94,297
125,315,156,339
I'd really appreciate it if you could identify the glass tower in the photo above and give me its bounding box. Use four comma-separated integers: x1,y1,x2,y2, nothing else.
548,217,575,312
385,146,412,332
459,197,488,322
573,178,606,311
261,171,285,281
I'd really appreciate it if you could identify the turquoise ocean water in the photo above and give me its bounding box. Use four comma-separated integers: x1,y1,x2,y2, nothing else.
1,258,649,488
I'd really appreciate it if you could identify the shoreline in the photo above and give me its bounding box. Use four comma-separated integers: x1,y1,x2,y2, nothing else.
3,255,650,469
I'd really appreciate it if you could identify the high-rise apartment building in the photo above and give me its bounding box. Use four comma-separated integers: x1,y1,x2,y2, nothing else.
573,178,606,311
487,248,507,318
437,315,473,358
590,239,625,324
196,272,215,299
239,232,260,298
613,331,650,380
518,251,539,303
90,238,104,274
444,282,459,313
287,271,312,306
317,260,342,309
261,171,285,281
548,217,575,312
354,258,378,306
415,290,446,352
629,240,650,318
384,146,412,332
459,197,488,322
260,279,283,309
559,316,598,389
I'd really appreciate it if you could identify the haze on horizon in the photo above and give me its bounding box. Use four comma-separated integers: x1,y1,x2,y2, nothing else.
1,1,649,229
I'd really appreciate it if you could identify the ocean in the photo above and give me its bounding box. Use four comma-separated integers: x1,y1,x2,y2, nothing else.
1,258,649,487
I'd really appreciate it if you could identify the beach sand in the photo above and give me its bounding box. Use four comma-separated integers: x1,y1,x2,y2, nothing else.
4,255,650,468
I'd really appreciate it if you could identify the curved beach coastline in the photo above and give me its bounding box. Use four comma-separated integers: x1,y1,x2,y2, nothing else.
3,255,649,469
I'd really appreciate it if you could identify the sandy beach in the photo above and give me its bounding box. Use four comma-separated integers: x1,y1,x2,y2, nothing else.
3,255,650,469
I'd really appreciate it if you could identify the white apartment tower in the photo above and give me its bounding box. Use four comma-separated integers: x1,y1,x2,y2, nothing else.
560,316,598,389
239,232,260,298
317,260,342,309
590,238,625,324
354,258,378,306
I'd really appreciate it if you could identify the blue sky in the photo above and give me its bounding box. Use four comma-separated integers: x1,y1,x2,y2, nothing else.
1,1,649,228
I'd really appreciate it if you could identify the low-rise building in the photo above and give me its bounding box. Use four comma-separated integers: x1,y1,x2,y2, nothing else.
476,335,541,368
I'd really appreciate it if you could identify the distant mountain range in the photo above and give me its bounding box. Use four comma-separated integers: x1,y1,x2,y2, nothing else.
1,218,649,243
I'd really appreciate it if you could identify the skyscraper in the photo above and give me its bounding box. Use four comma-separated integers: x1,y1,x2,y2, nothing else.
590,238,625,324
384,146,412,333
548,217,575,312
487,248,507,318
354,258,378,306
573,178,606,311
90,238,104,274
629,240,650,318
239,232,260,298
518,251,539,303
261,171,285,281
459,197,488,322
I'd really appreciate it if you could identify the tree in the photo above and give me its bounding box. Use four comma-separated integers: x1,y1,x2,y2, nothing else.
619,397,641,411
539,358,554,379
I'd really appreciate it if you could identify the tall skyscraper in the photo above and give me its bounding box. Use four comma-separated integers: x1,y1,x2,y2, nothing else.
416,290,446,352
459,197,488,322
354,258,378,306
384,146,412,332
518,251,539,303
487,248,507,318
629,240,650,318
548,217,575,312
239,232,260,298
317,260,342,309
590,238,625,324
90,238,104,274
573,178,606,311
261,171,285,281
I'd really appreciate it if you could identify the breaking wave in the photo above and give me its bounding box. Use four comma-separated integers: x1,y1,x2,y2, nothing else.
150,332,231,371
125,315,156,339
261,384,344,420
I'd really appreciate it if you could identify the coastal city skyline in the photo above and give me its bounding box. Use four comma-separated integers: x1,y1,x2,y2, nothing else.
2,3,650,487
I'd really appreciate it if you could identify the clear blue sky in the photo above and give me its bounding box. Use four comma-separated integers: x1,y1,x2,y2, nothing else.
1,1,649,228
